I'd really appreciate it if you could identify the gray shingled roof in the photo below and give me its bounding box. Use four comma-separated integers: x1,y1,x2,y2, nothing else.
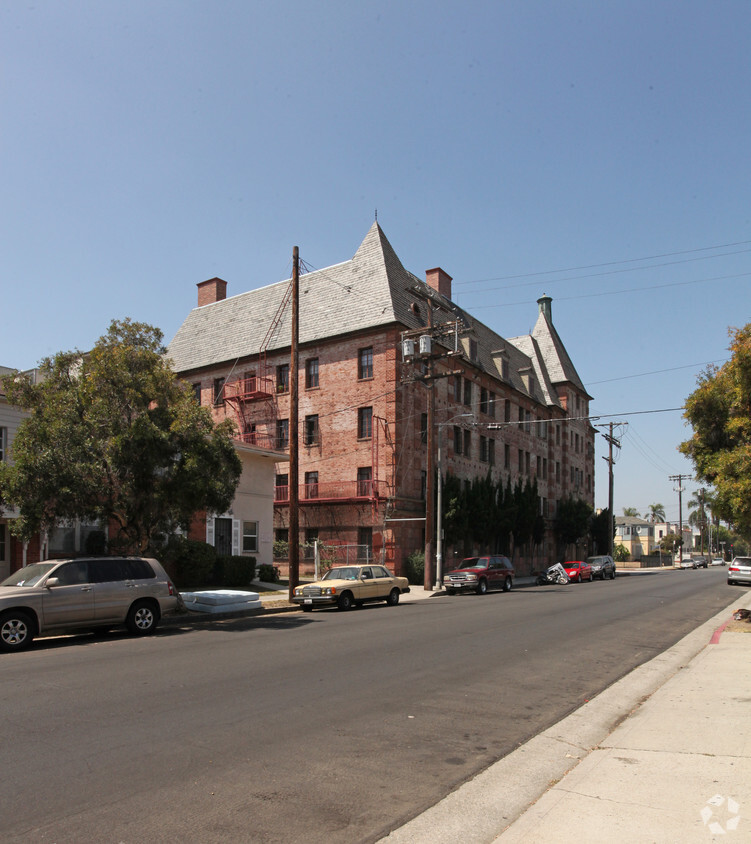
167,225,579,413
167,222,428,373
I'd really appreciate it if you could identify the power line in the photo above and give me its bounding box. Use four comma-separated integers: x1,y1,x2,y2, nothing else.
458,270,751,310
455,240,751,287
587,359,727,386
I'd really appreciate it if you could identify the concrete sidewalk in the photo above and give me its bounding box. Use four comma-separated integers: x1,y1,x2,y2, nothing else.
382,591,751,844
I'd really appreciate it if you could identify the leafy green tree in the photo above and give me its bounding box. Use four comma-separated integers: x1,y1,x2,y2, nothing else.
554,497,593,557
647,502,666,522
680,324,751,540
622,507,641,517
613,543,630,562
589,508,614,555
659,532,682,554
0,319,242,554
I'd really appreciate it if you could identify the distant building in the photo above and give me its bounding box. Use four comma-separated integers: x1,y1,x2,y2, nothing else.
168,224,595,575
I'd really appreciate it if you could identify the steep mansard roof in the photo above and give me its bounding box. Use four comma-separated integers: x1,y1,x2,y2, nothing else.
167,223,584,411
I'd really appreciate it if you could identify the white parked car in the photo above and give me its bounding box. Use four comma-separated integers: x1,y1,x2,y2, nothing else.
727,557,751,586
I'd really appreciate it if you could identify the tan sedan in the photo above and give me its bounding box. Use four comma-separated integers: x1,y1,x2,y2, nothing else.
292,564,410,611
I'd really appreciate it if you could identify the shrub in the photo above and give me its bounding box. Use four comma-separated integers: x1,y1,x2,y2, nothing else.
161,536,217,587
258,563,279,583
216,555,256,588
404,550,425,585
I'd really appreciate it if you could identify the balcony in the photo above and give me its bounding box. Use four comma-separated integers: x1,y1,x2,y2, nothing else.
235,431,285,452
224,375,275,403
274,480,388,503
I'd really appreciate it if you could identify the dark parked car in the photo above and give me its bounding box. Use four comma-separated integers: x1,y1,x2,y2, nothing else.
443,556,515,595
586,555,616,580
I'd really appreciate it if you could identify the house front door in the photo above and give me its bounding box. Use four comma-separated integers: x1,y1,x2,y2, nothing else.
215,518,233,556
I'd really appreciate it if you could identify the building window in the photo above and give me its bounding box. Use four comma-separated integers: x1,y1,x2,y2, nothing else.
501,357,509,380
357,466,372,497
275,528,289,550
276,363,290,393
526,452,531,475
305,358,319,389
463,378,472,407
242,521,259,554
192,384,202,404
453,426,462,455
480,436,488,463
519,449,524,473
469,338,478,361
505,443,510,469
464,430,471,458
213,377,225,406
358,347,373,380
0,426,6,461
358,527,373,560
304,471,319,499
480,388,489,415
454,375,462,402
275,473,289,501
543,458,548,479
304,414,320,446
420,413,428,445
276,418,289,450
505,400,511,423
304,528,318,559
358,406,373,439
537,455,542,476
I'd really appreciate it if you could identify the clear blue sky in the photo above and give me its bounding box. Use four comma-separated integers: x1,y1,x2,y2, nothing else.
2,1,750,523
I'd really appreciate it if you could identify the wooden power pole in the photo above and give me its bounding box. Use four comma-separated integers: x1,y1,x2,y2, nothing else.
288,246,300,600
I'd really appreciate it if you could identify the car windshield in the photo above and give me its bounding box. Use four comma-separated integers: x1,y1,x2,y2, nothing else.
322,567,359,581
586,558,600,565
565,563,580,569
734,558,751,565
1,563,58,587
460,558,489,569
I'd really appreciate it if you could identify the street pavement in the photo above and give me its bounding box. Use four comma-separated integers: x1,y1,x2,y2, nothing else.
176,570,751,842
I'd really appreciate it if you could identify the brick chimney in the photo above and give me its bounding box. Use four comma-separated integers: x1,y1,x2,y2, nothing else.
425,267,452,299
197,277,228,307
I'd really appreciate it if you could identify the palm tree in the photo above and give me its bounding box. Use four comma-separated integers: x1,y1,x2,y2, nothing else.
622,507,641,517
647,503,666,522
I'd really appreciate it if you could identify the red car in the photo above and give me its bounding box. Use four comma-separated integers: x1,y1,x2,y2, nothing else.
562,561,593,583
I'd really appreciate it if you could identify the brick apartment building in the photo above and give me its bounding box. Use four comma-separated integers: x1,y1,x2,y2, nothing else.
167,223,595,576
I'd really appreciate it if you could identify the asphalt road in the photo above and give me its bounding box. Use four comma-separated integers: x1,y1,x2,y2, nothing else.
0,567,738,843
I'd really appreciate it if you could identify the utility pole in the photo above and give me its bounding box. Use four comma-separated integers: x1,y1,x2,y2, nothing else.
400,299,466,591
597,422,621,558
288,246,300,601
669,474,688,566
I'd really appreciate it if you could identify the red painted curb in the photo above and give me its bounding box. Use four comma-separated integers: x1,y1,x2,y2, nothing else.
710,620,730,645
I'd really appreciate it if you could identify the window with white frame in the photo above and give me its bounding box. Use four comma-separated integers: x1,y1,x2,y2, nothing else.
0,427,6,462
242,521,259,554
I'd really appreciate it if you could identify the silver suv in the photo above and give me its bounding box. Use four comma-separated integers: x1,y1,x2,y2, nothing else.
586,555,616,580
0,557,179,652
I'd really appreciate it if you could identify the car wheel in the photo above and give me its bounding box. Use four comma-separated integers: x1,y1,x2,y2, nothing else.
502,576,512,592
336,592,354,611
476,579,488,595
0,610,35,652
588,572,593,582
386,588,400,606
126,601,160,635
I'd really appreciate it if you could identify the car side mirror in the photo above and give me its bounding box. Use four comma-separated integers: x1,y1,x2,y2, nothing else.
45,577,60,588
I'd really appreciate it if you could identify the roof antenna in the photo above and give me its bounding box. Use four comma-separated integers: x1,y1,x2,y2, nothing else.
375,208,378,222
